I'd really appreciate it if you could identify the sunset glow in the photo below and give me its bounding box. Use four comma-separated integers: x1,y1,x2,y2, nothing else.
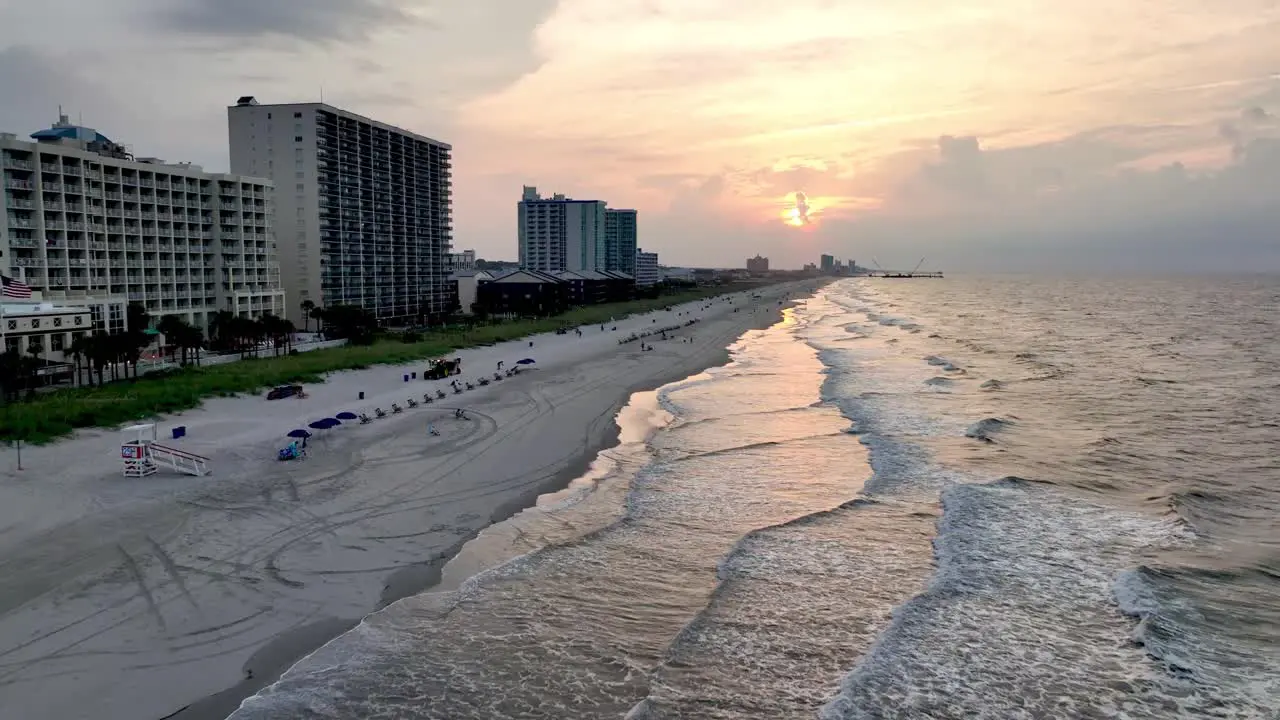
6,0,1276,269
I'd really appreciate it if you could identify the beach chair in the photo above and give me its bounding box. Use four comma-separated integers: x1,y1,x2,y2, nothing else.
374,407,387,418
478,377,490,386
407,398,419,408
359,413,373,424
465,382,474,390
423,393,433,404
391,403,403,414
436,389,447,399
494,372,502,381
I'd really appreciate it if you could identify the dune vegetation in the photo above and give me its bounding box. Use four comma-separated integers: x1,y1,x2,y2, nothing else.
0,286,745,444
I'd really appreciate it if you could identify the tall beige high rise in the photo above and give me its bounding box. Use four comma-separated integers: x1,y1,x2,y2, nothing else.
228,97,453,326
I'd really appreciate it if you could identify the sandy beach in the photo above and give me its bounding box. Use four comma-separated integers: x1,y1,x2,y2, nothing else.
0,281,808,720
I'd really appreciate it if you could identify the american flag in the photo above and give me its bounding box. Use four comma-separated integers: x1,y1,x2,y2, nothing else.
1,274,32,299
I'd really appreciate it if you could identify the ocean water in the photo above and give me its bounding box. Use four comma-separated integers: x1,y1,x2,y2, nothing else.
231,276,1279,719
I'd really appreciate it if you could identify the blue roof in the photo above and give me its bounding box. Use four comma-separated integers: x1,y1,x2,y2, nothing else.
30,125,115,145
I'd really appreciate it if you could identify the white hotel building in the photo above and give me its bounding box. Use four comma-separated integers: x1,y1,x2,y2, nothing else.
517,186,607,273
228,97,453,327
0,115,285,334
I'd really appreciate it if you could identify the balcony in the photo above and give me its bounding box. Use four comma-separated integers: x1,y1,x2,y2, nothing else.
5,178,33,190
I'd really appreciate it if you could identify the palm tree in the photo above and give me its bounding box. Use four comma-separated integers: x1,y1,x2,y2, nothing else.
156,315,188,365
178,325,204,366
209,309,235,352
300,300,315,332
309,305,326,335
68,334,89,387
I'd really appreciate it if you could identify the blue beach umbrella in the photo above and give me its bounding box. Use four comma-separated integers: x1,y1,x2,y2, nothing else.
308,419,335,430
286,429,312,439
335,411,358,420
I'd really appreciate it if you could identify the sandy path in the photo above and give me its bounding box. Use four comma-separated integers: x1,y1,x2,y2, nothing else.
0,282,807,720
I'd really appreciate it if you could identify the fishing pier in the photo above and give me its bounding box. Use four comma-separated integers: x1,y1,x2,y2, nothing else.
863,258,944,278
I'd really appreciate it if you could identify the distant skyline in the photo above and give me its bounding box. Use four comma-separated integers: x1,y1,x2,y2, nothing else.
2,0,1278,271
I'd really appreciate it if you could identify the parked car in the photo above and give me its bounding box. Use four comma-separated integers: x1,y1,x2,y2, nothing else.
266,384,304,400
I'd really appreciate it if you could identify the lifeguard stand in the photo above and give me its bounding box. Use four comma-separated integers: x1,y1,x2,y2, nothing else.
121,424,158,477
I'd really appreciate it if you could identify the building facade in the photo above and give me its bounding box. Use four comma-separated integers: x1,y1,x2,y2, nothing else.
447,249,476,271
1,300,92,362
604,208,637,274
635,248,659,287
450,269,492,315
228,97,453,327
746,254,769,273
476,269,569,316
517,186,606,273
1,116,285,333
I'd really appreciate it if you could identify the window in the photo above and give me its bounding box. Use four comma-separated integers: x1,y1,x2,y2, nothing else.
53,317,62,327
267,112,272,119
51,334,65,351
295,136,303,142
30,318,39,329
294,112,302,118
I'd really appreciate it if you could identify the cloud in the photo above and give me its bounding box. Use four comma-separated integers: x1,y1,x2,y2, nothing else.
151,0,415,44
0,46,130,139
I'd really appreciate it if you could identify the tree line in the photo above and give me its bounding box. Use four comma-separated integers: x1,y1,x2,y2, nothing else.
0,300,379,402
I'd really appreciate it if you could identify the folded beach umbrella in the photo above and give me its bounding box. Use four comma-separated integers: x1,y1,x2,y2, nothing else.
335,411,358,420
516,358,536,365
287,429,312,439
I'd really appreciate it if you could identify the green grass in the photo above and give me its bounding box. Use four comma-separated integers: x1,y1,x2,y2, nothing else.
0,285,756,444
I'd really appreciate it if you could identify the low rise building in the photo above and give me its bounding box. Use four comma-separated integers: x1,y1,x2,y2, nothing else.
447,250,476,272
476,269,569,317
635,249,659,287
450,269,492,315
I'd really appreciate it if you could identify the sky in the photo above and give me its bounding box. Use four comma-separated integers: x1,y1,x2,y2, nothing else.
1,0,1278,271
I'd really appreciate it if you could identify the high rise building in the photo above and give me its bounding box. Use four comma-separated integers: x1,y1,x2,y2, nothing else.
635,248,659,286
746,254,769,273
604,208,637,275
1,115,285,334
517,186,606,273
820,254,835,272
228,97,452,326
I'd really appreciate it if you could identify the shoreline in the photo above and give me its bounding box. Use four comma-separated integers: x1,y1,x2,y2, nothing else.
0,281,816,720
177,301,778,720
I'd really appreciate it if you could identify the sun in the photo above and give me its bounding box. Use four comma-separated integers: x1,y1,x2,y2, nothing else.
779,191,814,228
